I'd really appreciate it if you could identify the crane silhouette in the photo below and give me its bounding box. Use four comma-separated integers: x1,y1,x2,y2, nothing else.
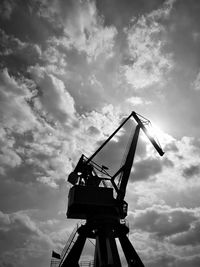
51,111,164,267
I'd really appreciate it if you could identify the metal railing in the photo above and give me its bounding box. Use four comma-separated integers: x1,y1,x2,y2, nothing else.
79,261,94,267
50,258,60,267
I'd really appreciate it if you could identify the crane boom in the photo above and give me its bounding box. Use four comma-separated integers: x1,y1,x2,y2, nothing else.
114,111,164,203
115,124,140,201
131,111,164,156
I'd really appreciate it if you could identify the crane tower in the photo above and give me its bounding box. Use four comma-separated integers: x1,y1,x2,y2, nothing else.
50,111,164,267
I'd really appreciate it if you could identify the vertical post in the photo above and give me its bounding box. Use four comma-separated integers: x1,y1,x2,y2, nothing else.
95,234,108,266
94,243,100,267
106,236,121,267
94,226,122,267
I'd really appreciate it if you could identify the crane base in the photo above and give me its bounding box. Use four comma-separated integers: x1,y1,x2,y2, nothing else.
60,219,145,267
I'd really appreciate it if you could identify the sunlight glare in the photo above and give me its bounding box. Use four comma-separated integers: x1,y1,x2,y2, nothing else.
142,121,174,148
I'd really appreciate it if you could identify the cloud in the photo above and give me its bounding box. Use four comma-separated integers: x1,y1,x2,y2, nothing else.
131,157,163,181
48,0,117,62
182,164,200,178
169,220,200,246
0,62,124,187
148,0,176,20
29,66,76,124
122,0,174,89
192,70,200,90
0,147,21,172
147,254,176,267
40,44,67,75
0,0,62,47
126,96,152,106
178,256,200,267
0,29,42,74
0,0,16,20
0,69,39,174
0,69,38,132
0,210,54,251
0,210,57,267
130,205,198,238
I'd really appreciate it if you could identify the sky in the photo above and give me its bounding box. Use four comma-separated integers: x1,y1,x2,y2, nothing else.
0,0,200,266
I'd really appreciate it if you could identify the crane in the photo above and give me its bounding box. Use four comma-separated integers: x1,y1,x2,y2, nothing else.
53,111,164,267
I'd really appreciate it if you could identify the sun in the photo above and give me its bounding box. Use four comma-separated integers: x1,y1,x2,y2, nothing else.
147,123,164,143
143,121,173,150
139,121,166,150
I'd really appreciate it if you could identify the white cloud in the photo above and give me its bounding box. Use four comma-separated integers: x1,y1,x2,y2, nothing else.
123,1,173,89
126,96,151,106
0,69,39,133
47,0,117,62
0,69,40,173
29,66,76,124
192,71,200,90
0,147,21,170
148,0,176,20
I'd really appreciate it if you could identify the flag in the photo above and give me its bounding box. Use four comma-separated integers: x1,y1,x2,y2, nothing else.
52,251,61,259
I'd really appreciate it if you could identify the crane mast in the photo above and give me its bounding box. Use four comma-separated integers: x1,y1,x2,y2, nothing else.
51,111,164,267
113,111,164,205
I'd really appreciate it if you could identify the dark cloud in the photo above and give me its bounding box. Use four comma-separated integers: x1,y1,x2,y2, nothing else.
147,254,176,267
0,29,42,75
176,255,200,267
96,0,166,28
0,0,16,20
182,164,200,178
169,220,200,246
163,157,174,167
0,0,62,45
168,0,200,67
0,177,67,214
130,206,197,238
160,184,200,209
130,157,163,182
0,210,54,267
0,260,15,267
87,126,101,136
190,138,200,151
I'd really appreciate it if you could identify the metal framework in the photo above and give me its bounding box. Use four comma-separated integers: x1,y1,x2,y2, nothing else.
51,111,164,267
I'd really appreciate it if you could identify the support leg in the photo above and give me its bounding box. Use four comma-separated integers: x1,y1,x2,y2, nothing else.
61,231,86,267
94,242,100,267
119,234,145,267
